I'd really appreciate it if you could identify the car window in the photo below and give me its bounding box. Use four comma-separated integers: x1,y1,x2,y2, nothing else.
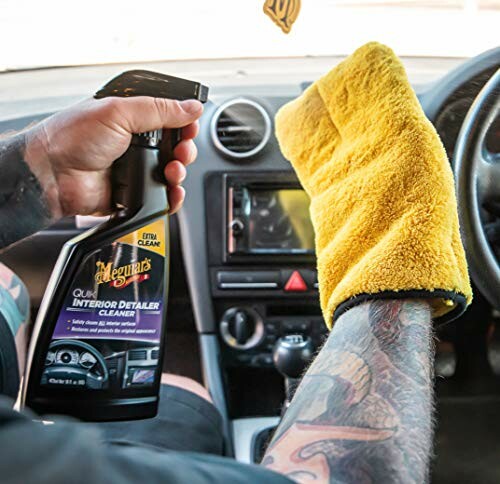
0,0,498,71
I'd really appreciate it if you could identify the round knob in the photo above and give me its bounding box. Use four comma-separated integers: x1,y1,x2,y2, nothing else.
230,219,245,237
220,307,264,350
273,334,314,379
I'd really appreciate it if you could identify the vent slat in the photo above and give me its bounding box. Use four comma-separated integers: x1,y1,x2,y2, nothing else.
225,144,262,152
217,125,254,133
219,134,262,144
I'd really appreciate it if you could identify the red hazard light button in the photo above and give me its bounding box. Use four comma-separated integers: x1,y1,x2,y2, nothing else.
284,271,308,292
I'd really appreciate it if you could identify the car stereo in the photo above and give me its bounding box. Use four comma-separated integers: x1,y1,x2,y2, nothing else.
205,172,325,379
225,174,315,259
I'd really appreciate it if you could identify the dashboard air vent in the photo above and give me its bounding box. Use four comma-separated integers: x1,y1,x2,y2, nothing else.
211,98,272,159
128,349,147,361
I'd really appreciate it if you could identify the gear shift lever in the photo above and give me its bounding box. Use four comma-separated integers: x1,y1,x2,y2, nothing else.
273,334,314,411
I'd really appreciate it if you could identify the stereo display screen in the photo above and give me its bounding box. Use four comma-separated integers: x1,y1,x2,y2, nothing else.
247,188,315,254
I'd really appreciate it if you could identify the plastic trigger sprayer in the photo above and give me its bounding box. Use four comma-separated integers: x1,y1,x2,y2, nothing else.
22,71,209,421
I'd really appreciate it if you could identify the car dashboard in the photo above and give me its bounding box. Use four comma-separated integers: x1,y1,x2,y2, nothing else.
0,48,499,458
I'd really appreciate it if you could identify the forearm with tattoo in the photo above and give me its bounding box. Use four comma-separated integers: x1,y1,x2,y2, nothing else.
262,299,434,483
0,134,52,249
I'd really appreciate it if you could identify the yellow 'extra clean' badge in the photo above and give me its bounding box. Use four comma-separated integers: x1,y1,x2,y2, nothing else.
117,218,166,257
263,0,301,34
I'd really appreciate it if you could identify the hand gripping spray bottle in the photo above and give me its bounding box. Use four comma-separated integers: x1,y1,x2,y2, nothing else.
22,71,208,420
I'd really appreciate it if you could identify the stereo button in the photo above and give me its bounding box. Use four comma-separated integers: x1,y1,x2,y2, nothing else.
218,271,280,290
265,323,279,334
230,219,245,236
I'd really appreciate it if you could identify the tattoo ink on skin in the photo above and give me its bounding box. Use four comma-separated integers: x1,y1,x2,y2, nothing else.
0,134,52,249
263,300,434,484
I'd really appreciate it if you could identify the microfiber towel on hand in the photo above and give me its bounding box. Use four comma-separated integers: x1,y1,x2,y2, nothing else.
275,42,472,328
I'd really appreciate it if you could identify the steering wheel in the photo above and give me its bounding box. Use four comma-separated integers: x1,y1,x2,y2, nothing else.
43,339,109,389
454,69,500,309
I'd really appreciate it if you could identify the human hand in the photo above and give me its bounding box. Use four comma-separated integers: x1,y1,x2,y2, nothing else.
24,96,203,218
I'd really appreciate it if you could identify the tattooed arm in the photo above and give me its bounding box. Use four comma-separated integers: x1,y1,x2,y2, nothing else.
0,97,203,250
262,299,434,483
0,134,53,249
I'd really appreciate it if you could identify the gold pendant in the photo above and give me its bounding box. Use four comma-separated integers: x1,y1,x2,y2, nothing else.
263,0,301,34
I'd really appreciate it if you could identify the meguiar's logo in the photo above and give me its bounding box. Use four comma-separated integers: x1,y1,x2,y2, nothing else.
263,0,301,34
95,258,151,289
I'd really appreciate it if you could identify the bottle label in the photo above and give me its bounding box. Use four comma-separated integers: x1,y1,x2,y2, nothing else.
40,218,167,392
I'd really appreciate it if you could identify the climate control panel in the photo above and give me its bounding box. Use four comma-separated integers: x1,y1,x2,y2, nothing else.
218,303,327,369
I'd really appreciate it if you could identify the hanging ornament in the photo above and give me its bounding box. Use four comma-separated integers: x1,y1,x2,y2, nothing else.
263,0,301,34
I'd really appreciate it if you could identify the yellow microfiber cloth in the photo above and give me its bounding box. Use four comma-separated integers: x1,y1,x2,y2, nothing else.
275,42,472,329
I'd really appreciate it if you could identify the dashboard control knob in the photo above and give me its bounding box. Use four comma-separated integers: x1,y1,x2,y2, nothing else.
230,219,245,237
233,310,251,344
220,307,264,350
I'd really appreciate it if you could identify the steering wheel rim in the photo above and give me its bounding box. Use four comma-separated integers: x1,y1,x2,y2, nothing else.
454,69,500,309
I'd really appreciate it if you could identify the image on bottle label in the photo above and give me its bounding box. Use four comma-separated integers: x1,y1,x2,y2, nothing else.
41,218,167,392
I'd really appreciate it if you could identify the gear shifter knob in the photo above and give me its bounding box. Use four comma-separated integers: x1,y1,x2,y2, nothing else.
273,334,314,379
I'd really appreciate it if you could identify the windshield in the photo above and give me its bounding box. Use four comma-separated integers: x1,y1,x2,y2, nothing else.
1,0,498,71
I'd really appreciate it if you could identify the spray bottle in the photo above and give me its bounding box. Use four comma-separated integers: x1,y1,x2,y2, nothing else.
22,71,208,421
